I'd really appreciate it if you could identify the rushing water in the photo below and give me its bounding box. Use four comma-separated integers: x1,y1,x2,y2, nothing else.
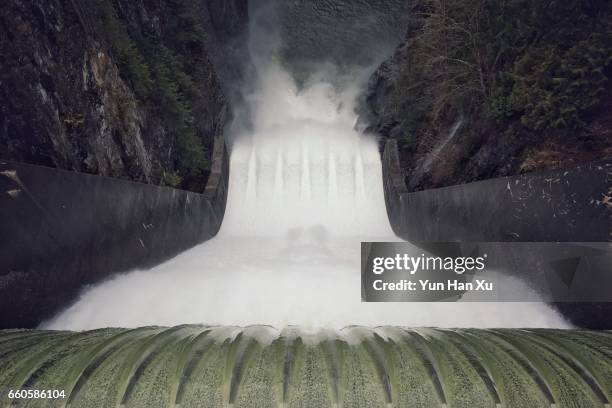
221,65,392,237
43,60,568,331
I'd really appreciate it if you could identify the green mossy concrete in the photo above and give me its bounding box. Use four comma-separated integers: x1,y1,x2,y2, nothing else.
0,327,610,407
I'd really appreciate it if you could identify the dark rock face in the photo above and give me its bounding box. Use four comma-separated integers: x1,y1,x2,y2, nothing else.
0,137,228,329
365,53,612,193
361,2,612,192
0,0,247,191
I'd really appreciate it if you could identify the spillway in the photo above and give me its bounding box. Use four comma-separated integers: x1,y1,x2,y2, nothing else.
41,63,568,330
1,327,611,407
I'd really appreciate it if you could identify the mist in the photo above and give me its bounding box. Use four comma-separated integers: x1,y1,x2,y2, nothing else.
42,1,569,331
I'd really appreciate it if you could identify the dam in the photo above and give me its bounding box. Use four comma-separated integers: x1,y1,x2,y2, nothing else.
2,33,608,408
1,1,611,407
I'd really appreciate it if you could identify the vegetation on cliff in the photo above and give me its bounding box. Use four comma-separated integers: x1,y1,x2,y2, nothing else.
0,0,235,192
367,0,612,190
82,0,222,191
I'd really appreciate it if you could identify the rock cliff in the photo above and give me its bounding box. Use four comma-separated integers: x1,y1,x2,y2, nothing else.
0,0,247,192
362,1,612,192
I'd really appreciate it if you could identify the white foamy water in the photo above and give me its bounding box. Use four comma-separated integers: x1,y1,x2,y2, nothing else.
221,65,393,237
43,64,568,331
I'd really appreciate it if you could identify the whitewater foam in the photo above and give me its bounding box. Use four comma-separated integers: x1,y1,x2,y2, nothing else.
43,61,569,331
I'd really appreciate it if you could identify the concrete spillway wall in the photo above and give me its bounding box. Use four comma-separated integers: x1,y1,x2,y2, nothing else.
0,138,229,329
381,140,612,329
0,326,610,407
382,139,612,242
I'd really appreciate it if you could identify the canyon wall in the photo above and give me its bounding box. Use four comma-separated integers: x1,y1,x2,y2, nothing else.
362,1,612,192
0,0,247,192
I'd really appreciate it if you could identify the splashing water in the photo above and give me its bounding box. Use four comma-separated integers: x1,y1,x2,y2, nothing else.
221,65,392,237
43,63,568,331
